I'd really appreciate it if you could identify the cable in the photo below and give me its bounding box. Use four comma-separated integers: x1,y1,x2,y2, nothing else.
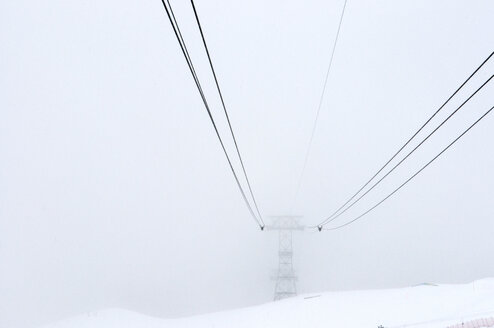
312,51,494,228
290,0,348,212
164,0,263,228
315,53,494,227
164,0,262,228
323,103,494,231
316,74,493,228
189,0,265,227
159,0,263,228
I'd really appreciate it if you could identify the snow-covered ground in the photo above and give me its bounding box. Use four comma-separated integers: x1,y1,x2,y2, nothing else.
41,279,494,328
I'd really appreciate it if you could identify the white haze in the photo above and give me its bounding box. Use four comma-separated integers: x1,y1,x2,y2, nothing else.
1,0,493,327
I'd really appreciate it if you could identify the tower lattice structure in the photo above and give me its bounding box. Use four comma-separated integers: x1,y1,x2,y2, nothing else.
266,216,304,301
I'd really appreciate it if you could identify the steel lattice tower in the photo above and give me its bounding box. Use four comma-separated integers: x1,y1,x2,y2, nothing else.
266,216,304,301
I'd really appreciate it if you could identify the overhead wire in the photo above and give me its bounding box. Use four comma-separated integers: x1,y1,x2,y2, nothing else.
290,0,348,212
189,0,265,227
312,51,494,229
159,0,263,228
315,74,494,228
324,103,494,231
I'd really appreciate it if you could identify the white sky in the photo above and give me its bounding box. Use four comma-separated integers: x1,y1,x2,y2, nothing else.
1,0,494,327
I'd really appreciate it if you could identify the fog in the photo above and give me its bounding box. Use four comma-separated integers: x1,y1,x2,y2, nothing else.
1,0,493,327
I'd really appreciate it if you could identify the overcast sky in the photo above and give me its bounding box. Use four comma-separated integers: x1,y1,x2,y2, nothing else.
1,0,494,327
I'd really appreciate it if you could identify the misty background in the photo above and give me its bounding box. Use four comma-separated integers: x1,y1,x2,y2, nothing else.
1,0,494,327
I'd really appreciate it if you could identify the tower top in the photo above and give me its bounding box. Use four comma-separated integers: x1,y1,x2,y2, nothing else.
265,216,305,231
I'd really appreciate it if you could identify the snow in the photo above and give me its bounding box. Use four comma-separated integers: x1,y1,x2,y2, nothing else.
40,278,494,328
